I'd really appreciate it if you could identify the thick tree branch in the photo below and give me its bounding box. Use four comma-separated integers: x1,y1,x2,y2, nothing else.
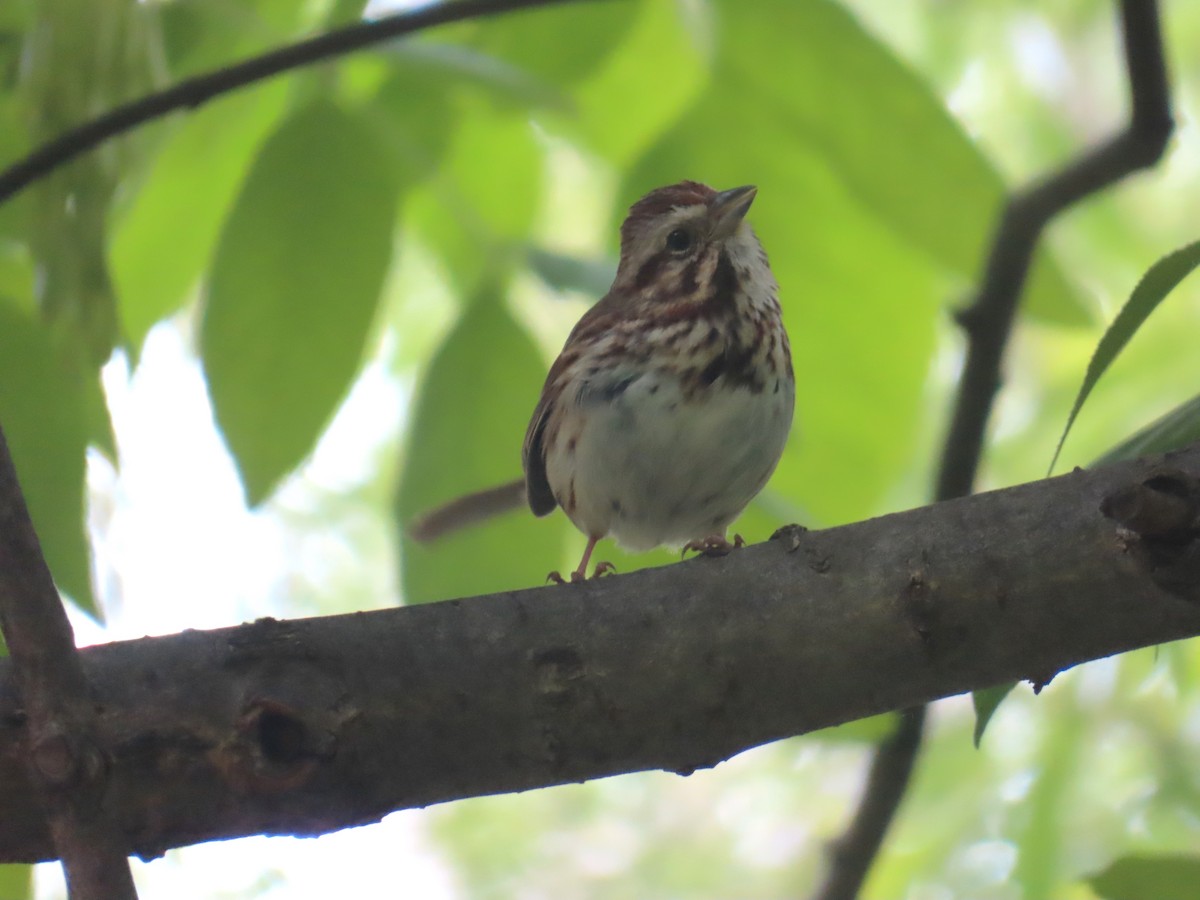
0,426,137,898
818,3,1172,897
1,446,1199,862
0,0,604,207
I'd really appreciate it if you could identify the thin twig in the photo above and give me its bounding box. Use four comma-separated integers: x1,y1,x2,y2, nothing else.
813,3,1172,898
0,0,605,207
936,0,1172,500
0,425,137,899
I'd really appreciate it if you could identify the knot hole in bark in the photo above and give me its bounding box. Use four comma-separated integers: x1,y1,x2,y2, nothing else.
1102,468,1200,601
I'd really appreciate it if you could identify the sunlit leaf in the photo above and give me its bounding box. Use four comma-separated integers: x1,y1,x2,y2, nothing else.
569,0,706,164
972,681,1016,747
325,0,369,28
1089,855,1200,900
368,59,458,174
202,100,401,504
407,105,542,293
710,0,1084,326
1050,241,1200,474
0,240,33,312
0,300,97,617
111,80,289,354
159,0,317,76
396,290,567,604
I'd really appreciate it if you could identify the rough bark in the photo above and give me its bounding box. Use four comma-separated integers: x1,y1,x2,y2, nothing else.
2,446,1199,863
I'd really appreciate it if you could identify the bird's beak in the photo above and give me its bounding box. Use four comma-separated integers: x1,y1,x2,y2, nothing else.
710,185,757,238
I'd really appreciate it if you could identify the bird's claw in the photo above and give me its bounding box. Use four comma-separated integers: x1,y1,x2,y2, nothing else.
682,534,745,558
547,561,616,584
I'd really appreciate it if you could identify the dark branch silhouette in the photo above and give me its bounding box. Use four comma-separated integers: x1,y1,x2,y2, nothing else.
814,3,1173,898
0,0,606,207
0,445,1199,862
0,426,137,898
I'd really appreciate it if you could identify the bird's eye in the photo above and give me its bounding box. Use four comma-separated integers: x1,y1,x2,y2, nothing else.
665,228,693,254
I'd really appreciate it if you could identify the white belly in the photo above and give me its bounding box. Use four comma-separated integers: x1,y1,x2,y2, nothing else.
545,371,794,550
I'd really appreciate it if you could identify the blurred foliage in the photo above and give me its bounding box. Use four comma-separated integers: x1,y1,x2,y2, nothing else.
1089,855,1200,900
1,0,1200,898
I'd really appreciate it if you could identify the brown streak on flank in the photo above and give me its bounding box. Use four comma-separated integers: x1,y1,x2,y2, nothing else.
567,481,577,515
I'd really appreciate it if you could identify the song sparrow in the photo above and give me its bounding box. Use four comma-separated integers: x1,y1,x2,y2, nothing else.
411,181,794,582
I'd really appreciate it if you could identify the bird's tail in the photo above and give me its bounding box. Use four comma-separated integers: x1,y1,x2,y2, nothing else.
408,478,527,542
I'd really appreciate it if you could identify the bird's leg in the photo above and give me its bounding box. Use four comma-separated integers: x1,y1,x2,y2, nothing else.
682,532,745,558
548,536,613,584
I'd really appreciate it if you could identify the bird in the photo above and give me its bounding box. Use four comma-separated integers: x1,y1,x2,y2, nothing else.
410,181,794,583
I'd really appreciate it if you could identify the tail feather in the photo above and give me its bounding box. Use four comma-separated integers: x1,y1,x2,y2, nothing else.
408,478,527,542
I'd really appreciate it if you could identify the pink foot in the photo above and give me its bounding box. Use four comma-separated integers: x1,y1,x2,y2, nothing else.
682,534,745,558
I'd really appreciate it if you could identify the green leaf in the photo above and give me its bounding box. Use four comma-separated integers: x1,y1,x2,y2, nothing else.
1095,394,1200,467
407,105,541,293
0,0,33,31
0,863,31,899
1089,855,1200,900
710,0,1084,326
1050,240,1200,474
0,95,32,243
569,0,706,165
0,301,98,617
463,0,633,85
0,240,34,312
202,101,401,504
972,682,1016,747
111,79,289,354
811,712,898,744
325,0,369,28
159,0,315,77
368,58,458,175
396,292,567,604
